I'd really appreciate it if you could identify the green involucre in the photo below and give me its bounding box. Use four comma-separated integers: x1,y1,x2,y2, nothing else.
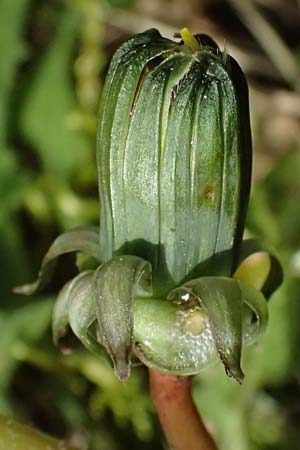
97,29,252,296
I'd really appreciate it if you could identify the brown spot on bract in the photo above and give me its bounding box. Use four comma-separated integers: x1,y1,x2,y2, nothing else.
204,185,215,203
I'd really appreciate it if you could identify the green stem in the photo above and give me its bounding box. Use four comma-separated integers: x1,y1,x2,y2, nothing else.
0,415,78,450
149,369,218,450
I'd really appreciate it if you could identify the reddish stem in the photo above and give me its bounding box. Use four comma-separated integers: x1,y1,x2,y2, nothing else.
149,369,218,450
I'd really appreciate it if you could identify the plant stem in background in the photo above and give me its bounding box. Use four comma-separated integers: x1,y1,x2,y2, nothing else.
0,415,78,450
228,0,299,90
149,369,218,450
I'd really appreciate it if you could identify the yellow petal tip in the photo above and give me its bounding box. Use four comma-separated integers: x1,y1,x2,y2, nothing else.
180,27,200,52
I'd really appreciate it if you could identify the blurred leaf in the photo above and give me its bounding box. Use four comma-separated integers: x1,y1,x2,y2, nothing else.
0,299,52,411
245,149,300,385
247,187,280,247
90,373,154,442
248,147,300,250
20,6,91,178
0,217,30,302
245,279,299,386
0,150,30,222
263,148,300,248
247,392,286,448
194,366,251,450
0,0,29,142
23,176,99,229
0,0,31,219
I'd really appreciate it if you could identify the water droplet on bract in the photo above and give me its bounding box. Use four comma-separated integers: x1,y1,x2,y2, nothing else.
181,293,190,302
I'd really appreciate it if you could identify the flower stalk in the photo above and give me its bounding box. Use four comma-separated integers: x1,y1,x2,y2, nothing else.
149,369,218,450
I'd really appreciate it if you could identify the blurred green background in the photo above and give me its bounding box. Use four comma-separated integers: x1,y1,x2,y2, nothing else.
1,0,300,449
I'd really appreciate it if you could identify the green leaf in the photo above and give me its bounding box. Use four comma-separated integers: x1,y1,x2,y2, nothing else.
169,277,244,383
93,255,152,381
14,226,100,295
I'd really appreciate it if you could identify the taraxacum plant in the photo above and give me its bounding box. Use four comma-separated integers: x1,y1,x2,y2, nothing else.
15,28,282,385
